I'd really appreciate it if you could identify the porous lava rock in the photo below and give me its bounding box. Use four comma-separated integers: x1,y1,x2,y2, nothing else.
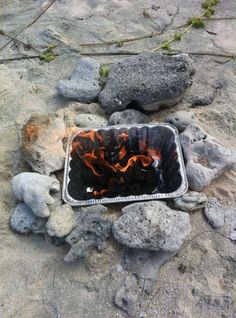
10,203,46,234
99,53,195,114
112,201,191,252
64,205,112,262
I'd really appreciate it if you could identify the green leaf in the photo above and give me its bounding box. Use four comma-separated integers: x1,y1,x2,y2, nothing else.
39,45,57,63
99,66,109,77
187,17,205,28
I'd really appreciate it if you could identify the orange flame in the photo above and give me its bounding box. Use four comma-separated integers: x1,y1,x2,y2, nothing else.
72,129,162,197
114,155,153,173
118,146,127,161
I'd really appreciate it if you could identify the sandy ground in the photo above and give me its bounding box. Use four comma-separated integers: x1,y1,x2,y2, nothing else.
0,1,236,317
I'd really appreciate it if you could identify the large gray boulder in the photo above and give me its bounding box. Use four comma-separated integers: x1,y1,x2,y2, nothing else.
99,53,195,114
112,201,191,252
56,57,101,103
10,203,46,234
12,172,60,218
180,125,236,191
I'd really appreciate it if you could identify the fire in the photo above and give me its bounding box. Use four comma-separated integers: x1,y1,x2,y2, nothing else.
114,155,153,173
118,146,127,161
72,129,162,198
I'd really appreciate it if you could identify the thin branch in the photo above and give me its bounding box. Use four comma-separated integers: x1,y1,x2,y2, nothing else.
78,32,162,47
0,0,56,52
0,30,40,53
205,16,236,21
152,24,192,52
0,50,235,64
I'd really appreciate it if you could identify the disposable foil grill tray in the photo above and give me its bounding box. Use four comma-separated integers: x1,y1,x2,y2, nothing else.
62,123,188,206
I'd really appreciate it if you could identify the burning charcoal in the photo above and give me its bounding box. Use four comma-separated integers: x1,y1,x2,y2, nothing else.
66,124,187,203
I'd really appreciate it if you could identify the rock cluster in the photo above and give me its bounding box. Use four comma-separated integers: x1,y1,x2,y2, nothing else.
9,51,236,318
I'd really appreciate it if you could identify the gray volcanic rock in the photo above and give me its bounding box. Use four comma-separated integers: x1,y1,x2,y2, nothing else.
46,204,76,237
10,203,46,234
99,53,195,114
12,172,60,218
64,205,112,262
20,113,65,175
165,110,198,132
180,125,236,191
112,201,191,252
56,57,101,103
74,113,108,127
204,197,225,229
173,191,208,212
108,109,149,125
